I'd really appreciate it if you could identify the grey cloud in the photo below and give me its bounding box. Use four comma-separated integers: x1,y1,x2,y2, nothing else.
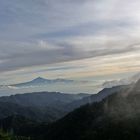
1,0,135,41
0,40,139,73
0,0,140,73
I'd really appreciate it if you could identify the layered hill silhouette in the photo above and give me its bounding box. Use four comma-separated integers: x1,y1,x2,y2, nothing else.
0,80,139,140
66,85,127,111
0,83,126,123
25,79,140,140
0,92,89,122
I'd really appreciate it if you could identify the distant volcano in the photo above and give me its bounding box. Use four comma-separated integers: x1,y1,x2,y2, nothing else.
10,77,76,87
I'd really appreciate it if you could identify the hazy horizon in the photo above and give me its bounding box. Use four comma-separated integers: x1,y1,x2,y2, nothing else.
0,0,140,95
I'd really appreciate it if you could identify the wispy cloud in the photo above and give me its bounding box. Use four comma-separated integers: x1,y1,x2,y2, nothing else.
0,0,140,84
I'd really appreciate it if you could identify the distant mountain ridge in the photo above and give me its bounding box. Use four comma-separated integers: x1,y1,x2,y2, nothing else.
0,91,89,108
10,77,75,87
0,82,129,124
0,91,90,122
67,85,128,111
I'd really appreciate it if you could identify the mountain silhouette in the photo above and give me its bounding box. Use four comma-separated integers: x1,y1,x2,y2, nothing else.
28,79,140,140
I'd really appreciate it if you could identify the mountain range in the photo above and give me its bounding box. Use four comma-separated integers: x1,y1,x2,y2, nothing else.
0,92,89,122
11,77,74,87
9,77,86,88
0,82,128,123
22,79,140,140
0,78,139,140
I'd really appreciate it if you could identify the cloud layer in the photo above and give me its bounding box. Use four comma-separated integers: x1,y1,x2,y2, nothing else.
0,0,140,84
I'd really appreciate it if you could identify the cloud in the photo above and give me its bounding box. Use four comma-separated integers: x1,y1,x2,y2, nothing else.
0,0,140,80
0,34,140,73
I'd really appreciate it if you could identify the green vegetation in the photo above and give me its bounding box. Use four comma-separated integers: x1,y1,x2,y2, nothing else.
0,129,30,140
0,130,11,140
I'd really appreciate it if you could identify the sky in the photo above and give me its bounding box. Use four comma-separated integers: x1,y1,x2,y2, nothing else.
0,0,140,94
